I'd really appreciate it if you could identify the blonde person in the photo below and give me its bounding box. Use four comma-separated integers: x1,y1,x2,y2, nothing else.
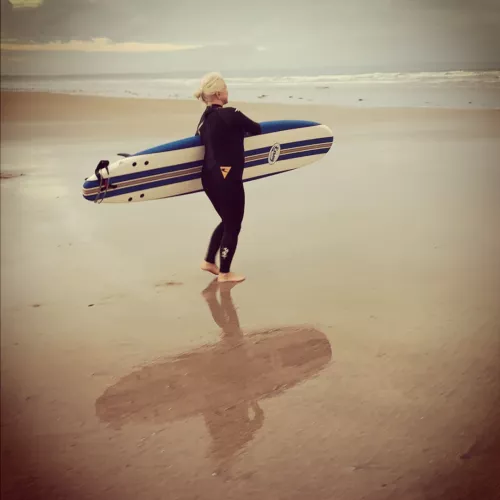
195,73,262,283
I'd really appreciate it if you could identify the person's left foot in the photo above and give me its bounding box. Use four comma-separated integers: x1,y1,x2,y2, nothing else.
201,260,220,275
218,272,245,283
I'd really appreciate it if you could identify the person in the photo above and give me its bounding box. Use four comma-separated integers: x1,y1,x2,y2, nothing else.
194,72,262,283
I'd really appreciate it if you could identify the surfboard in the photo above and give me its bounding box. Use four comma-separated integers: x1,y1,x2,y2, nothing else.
82,119,334,203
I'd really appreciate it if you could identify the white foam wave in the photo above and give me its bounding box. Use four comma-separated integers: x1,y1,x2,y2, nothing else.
2,70,499,109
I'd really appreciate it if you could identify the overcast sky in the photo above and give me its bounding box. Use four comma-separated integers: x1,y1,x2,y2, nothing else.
1,0,500,75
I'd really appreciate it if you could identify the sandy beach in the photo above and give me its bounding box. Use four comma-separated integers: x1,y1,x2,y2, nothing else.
1,91,500,499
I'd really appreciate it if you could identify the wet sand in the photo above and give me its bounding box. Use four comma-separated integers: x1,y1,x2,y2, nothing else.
1,92,500,499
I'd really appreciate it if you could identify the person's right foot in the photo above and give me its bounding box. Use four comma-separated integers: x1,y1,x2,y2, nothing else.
217,272,246,283
201,261,219,276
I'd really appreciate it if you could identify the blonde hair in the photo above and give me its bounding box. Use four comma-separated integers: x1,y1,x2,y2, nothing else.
194,72,227,103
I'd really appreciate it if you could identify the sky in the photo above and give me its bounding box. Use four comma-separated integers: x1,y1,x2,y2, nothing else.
1,0,500,76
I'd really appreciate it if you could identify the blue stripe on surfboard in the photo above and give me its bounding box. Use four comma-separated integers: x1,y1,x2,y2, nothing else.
83,148,329,201
83,172,202,201
245,147,332,168
133,120,319,156
83,168,296,202
84,160,203,188
245,136,333,157
83,135,334,189
164,170,296,200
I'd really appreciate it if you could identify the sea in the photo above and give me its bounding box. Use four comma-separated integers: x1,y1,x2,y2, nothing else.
2,70,500,109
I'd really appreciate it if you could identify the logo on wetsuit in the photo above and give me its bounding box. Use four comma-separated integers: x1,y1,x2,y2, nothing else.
220,166,231,179
268,143,281,165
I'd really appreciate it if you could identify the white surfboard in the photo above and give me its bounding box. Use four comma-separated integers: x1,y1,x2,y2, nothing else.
82,120,334,203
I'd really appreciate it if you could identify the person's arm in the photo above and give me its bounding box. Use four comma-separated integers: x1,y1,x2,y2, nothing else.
234,109,262,136
195,108,209,136
195,117,204,136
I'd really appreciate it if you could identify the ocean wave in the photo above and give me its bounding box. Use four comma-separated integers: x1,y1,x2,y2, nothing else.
2,70,499,109
142,71,500,87
223,71,500,86
2,70,499,89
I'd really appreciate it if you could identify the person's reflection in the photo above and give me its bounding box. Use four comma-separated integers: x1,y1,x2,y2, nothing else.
200,280,264,475
95,282,332,477
201,280,243,343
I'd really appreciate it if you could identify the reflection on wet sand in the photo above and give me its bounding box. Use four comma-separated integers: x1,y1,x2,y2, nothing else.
96,280,332,474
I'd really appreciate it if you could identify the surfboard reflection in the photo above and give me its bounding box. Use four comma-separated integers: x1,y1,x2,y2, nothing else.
95,280,332,474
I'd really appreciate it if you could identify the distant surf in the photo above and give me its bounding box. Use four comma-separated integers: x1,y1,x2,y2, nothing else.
2,70,499,109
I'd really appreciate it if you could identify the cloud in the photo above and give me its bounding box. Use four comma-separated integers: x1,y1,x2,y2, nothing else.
8,0,43,9
0,37,203,53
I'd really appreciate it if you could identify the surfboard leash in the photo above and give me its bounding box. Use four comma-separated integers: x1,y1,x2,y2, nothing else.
94,160,117,204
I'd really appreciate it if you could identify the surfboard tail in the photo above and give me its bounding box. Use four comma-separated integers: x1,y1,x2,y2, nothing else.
83,159,118,204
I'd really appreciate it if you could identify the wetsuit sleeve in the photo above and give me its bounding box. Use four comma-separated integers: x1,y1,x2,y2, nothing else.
195,115,203,136
195,109,209,136
234,109,262,136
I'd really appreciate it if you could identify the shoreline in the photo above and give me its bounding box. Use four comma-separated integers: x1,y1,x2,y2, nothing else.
2,90,497,123
2,90,499,146
2,82,499,113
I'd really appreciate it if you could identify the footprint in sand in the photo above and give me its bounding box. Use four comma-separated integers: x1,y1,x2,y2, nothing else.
155,280,183,289
1,172,25,180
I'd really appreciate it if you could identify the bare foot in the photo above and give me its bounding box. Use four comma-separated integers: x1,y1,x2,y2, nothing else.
201,261,219,276
217,272,246,283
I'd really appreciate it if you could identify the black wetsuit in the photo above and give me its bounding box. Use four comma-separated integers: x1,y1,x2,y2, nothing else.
196,104,261,273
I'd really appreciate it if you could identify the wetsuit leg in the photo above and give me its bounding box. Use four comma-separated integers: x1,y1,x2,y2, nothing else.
202,175,224,264
205,222,224,264
219,182,245,273
202,173,245,273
